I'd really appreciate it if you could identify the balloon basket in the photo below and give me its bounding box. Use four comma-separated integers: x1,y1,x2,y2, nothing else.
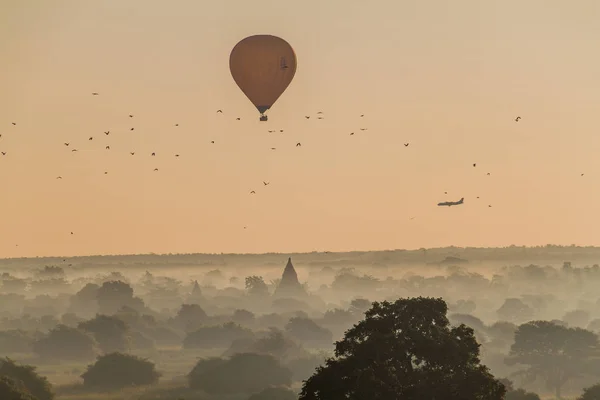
260,115,268,122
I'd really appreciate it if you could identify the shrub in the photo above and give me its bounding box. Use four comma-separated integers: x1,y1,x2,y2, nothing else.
81,352,161,390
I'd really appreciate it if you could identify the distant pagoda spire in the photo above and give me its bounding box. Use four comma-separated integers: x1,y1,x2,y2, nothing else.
274,257,306,298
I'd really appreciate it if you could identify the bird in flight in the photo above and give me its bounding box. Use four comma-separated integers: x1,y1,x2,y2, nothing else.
318,117,324,120
268,130,274,133
271,147,276,150
296,143,302,147
104,131,110,135
129,114,134,118
105,146,110,150
473,163,476,167
104,171,108,175
130,152,135,156
404,143,409,147
263,181,270,186
350,132,354,136
89,137,93,141
581,173,585,176
64,143,69,146
71,149,78,152
515,116,521,122
210,141,215,144
11,122,16,126
317,111,323,114
360,114,364,117
1,152,6,156
279,130,284,133
487,172,491,176
360,128,367,131
174,154,180,157
236,117,241,120
216,110,223,113
70,232,73,235
151,152,155,156
305,116,310,119
174,124,179,127
154,168,159,171
130,128,134,131
56,176,62,179
92,93,99,96
250,191,256,194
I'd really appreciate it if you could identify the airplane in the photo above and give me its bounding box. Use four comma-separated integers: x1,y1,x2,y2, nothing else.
437,197,464,207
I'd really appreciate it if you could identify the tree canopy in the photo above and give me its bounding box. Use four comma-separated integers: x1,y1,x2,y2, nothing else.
80,352,160,390
0,376,37,400
0,358,54,400
299,297,505,400
506,320,600,399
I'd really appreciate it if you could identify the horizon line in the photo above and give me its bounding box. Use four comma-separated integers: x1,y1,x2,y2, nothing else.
0,244,596,261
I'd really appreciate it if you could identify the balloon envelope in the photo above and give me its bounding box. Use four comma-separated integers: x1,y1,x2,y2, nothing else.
229,35,297,120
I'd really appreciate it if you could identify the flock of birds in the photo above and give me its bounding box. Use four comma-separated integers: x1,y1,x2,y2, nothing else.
2,91,529,238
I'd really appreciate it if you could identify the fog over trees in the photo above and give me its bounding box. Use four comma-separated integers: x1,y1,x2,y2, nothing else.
2,247,600,399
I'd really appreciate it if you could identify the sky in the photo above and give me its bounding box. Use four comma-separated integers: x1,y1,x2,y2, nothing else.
1,0,600,257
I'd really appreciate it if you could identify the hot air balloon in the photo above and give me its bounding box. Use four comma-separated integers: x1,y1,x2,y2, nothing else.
229,35,297,121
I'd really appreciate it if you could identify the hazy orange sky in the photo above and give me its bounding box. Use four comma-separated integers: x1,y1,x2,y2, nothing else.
1,0,600,257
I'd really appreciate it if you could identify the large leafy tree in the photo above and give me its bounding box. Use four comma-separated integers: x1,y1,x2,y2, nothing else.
506,320,600,400
299,297,505,400
578,383,600,400
0,358,54,400
0,376,37,400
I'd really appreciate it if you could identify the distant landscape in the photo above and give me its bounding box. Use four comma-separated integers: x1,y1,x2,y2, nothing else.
1,246,600,399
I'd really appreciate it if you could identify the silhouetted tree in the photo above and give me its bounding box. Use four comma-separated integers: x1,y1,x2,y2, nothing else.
500,378,541,400
497,298,534,323
96,281,134,315
232,309,255,325
174,304,208,330
562,309,591,328
183,322,254,349
32,325,96,361
78,315,130,353
349,298,371,315
299,297,505,400
35,266,65,279
245,276,269,297
506,320,600,399
0,330,36,354
81,352,160,390
0,376,36,400
0,358,54,400
578,383,600,400
285,317,333,347
188,353,292,394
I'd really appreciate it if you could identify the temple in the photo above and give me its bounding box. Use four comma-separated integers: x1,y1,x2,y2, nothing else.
273,257,307,298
